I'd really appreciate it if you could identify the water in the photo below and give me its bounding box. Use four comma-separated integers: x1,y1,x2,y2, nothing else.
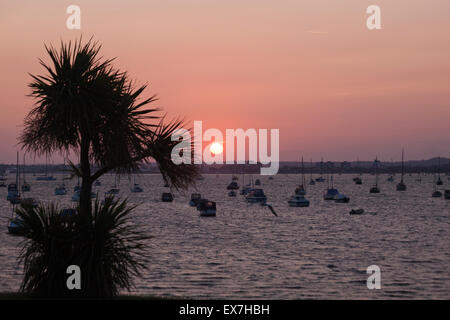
1,173,449,299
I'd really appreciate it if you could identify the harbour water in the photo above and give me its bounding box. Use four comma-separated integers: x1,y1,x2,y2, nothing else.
0,173,449,299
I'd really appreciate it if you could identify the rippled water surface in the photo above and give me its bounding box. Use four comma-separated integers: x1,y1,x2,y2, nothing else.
1,173,449,299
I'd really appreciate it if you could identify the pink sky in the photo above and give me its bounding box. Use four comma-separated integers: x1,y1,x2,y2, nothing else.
0,0,449,163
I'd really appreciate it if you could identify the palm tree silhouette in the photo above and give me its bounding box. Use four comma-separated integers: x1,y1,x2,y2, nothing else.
17,37,198,297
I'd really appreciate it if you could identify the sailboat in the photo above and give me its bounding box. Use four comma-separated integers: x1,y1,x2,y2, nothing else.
105,175,120,195
74,176,80,192
369,157,381,193
396,149,407,191
54,183,67,195
324,163,339,200
315,158,325,182
353,158,362,184
295,157,306,195
7,152,21,204
246,188,267,203
21,154,31,192
130,175,143,192
436,157,443,186
387,158,395,182
8,205,26,236
309,159,315,185
36,157,56,181
432,173,442,198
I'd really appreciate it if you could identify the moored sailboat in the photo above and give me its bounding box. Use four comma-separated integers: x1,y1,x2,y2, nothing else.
369,157,380,193
396,149,407,191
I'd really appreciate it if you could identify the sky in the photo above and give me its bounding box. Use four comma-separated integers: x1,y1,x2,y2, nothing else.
0,0,449,164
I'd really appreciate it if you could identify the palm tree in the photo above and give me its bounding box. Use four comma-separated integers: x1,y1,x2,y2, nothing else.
21,37,197,222
18,37,198,297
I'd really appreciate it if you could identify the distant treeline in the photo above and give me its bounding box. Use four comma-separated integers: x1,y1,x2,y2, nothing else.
1,158,449,175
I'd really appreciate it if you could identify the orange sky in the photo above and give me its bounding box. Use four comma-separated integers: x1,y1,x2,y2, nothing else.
0,0,449,163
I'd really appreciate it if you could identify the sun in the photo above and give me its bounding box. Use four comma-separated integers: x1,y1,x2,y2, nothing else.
210,142,223,155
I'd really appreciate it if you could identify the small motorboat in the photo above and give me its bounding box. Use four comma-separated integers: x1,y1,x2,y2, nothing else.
444,190,450,200
54,184,67,195
161,192,173,202
131,183,143,193
396,181,407,191
189,193,202,206
324,188,339,200
21,182,31,192
36,175,56,181
370,186,380,193
197,199,216,217
228,190,237,197
7,183,20,203
71,191,80,202
8,217,26,236
227,181,239,190
432,190,442,198
349,209,364,215
20,198,39,208
288,194,310,207
71,190,96,202
334,194,350,203
254,179,261,186
245,189,267,204
105,188,120,195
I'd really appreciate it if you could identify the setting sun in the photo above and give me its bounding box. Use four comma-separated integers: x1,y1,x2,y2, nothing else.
210,142,223,155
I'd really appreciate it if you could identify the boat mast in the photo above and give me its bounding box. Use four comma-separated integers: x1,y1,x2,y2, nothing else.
301,156,305,186
331,163,334,188
23,153,26,184
16,151,20,196
401,149,405,183
375,157,379,187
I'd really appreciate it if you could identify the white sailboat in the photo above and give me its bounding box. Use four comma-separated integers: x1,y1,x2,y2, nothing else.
369,157,380,193
396,149,407,191
309,159,315,185
21,154,31,192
